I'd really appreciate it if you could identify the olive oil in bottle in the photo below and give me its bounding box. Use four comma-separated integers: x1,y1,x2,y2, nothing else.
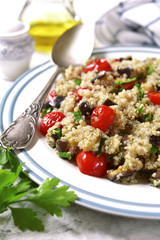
20,0,81,52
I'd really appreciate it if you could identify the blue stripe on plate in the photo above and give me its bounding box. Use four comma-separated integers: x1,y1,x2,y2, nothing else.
1,46,160,218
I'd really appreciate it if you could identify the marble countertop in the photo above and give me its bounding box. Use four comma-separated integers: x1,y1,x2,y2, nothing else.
1,201,160,240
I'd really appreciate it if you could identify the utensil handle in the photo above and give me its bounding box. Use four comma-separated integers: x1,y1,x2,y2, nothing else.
0,66,64,149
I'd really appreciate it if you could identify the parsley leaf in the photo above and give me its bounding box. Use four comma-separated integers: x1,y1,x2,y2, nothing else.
115,77,136,86
137,105,144,116
0,163,23,189
73,111,82,122
134,82,144,100
148,65,154,75
116,86,124,94
97,138,107,157
0,145,9,165
54,128,62,139
41,107,52,117
0,145,77,232
144,113,154,122
10,207,44,232
59,152,72,160
150,144,158,155
74,79,81,86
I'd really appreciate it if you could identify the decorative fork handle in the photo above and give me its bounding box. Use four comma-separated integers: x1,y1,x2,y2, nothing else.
0,66,64,149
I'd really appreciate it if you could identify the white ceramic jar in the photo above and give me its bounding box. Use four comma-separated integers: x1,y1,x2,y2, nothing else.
0,21,34,80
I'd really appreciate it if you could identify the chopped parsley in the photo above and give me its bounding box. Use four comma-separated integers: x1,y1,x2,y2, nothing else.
150,144,158,155
137,105,144,115
74,79,81,86
115,77,136,86
126,162,129,170
148,65,154,75
54,128,62,139
73,111,82,122
116,86,124,94
59,152,72,160
144,113,154,122
41,107,52,116
134,82,144,100
97,138,107,157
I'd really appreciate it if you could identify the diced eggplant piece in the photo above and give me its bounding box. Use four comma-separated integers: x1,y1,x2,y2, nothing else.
104,99,116,106
91,71,106,83
56,140,69,152
150,135,160,146
117,66,133,78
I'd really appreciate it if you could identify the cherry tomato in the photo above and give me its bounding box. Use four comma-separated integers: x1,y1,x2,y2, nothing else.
72,87,87,102
84,58,112,73
91,105,115,132
40,111,65,135
147,92,160,105
76,151,107,177
46,90,56,101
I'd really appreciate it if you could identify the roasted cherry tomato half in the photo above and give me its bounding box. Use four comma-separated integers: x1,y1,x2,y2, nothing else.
46,90,56,101
91,105,115,132
72,87,87,102
84,58,112,73
76,151,107,178
147,91,160,105
40,111,65,135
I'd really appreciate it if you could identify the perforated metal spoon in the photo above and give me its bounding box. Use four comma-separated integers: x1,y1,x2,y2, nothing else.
0,24,94,149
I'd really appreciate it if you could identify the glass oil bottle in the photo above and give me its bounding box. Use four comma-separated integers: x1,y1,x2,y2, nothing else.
20,0,81,52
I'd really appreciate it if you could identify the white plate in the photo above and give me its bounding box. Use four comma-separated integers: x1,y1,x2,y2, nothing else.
1,46,160,219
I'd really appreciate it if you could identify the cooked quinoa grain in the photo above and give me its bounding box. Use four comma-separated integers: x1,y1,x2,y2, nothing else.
40,56,160,187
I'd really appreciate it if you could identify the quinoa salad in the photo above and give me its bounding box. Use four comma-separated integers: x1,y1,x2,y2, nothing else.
40,56,160,187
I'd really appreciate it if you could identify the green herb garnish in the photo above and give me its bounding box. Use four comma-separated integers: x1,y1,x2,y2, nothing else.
137,105,144,116
97,138,107,157
73,111,82,122
54,128,62,139
0,146,77,232
150,178,154,184
41,107,52,116
126,162,129,170
150,144,158,155
144,113,154,122
134,82,144,100
148,65,154,75
144,113,151,121
116,86,125,94
115,77,136,86
74,79,81,86
59,152,72,160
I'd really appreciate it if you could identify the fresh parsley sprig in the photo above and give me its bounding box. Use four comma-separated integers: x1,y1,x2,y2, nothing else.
0,145,77,232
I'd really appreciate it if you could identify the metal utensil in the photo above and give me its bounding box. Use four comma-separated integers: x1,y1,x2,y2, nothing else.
0,24,94,149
